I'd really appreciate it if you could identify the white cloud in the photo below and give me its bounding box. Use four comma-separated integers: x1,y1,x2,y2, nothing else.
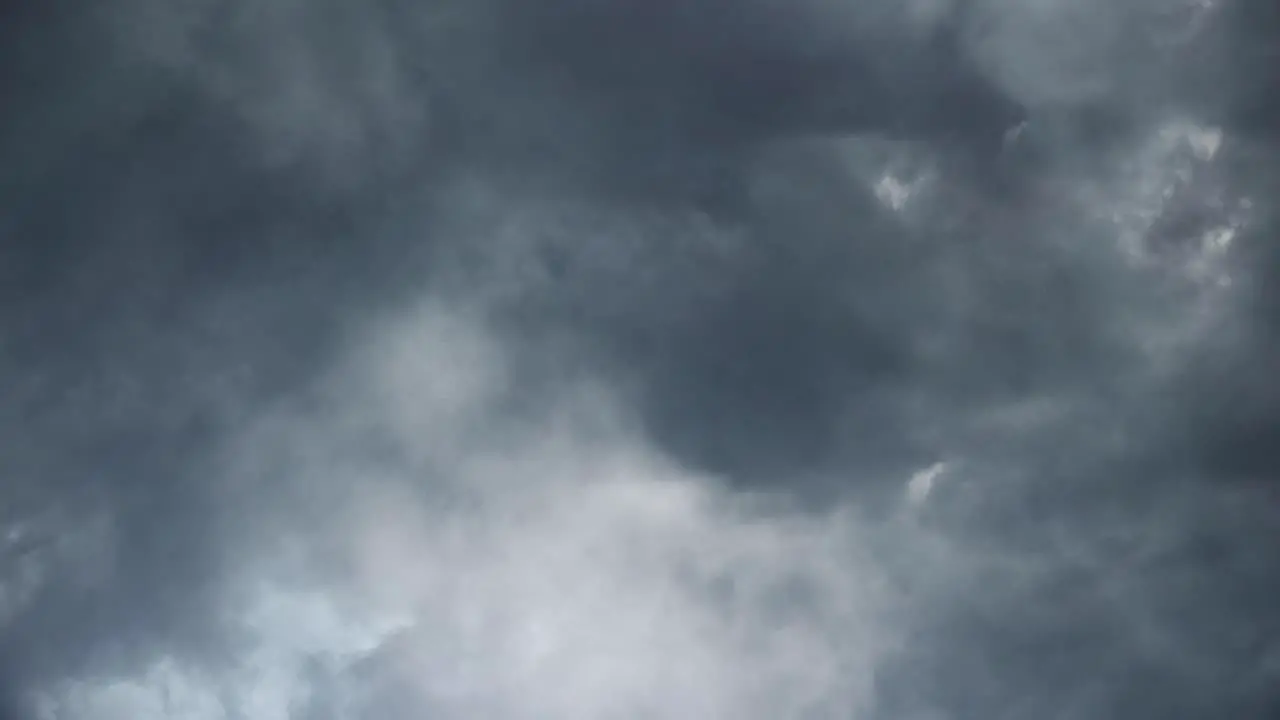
906,461,949,505
38,301,900,720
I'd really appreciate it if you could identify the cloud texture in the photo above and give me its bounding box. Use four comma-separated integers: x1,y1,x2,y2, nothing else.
2,1,1279,718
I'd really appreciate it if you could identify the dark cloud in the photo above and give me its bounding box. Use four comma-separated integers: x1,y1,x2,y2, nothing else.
3,1,1279,718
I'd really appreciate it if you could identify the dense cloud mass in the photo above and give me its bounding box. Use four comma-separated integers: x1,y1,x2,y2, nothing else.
2,1,1279,718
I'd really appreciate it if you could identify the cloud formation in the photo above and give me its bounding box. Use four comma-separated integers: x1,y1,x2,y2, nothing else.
2,1,1278,718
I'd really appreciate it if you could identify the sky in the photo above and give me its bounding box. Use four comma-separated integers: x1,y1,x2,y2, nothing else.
2,1,1279,718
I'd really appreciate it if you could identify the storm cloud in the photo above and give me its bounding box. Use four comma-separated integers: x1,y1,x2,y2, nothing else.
2,1,1279,718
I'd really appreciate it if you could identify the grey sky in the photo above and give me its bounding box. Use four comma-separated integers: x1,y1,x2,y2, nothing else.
2,1,1278,718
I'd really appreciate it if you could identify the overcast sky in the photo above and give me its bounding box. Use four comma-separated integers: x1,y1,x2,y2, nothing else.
2,1,1279,719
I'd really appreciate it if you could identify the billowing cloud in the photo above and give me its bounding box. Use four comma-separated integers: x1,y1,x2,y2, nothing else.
3,1,1278,719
